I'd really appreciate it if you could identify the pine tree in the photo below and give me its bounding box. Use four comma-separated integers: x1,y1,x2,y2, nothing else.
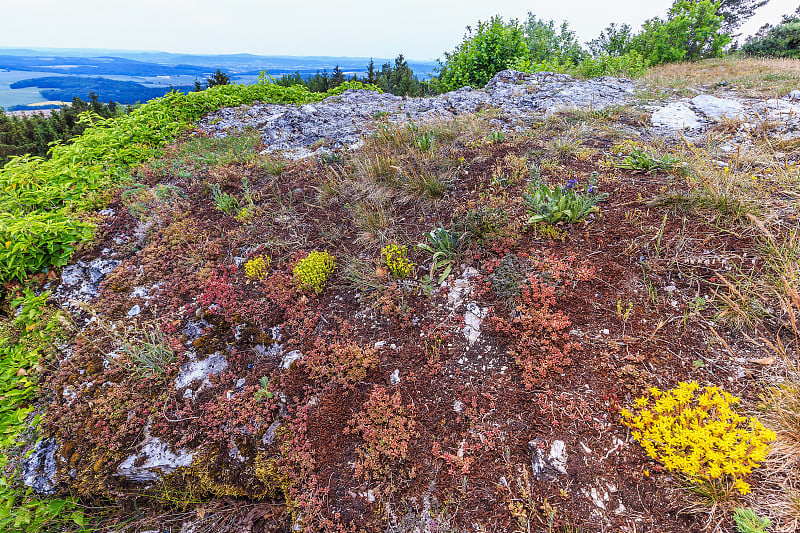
206,69,231,88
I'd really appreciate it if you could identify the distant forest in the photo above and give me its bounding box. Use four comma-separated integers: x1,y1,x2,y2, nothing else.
10,77,192,106
0,95,127,166
272,54,435,96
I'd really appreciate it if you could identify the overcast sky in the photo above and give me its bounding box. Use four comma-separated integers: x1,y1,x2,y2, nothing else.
0,0,796,60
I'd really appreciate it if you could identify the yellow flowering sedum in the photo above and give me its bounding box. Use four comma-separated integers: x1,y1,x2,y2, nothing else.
293,251,336,294
381,243,415,279
244,255,271,280
621,381,775,495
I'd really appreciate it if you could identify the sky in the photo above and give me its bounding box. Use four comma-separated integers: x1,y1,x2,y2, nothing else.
0,0,797,61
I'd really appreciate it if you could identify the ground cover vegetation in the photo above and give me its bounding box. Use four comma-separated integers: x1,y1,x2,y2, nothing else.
1,56,798,529
1,2,799,531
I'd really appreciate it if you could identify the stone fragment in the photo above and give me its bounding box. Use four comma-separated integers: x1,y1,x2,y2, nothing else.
529,438,568,480
389,369,401,385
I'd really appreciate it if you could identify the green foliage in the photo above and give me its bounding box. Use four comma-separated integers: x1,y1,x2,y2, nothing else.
417,228,463,284
733,508,772,533
523,13,584,66
208,183,240,215
116,326,175,380
293,251,336,294
437,16,529,91
523,173,608,225
617,148,686,175
457,206,507,242
488,253,531,303
0,78,376,286
381,243,415,279
588,23,636,56
575,52,648,79
743,9,800,59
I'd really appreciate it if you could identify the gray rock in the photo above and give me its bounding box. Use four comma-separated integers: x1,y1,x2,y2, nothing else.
117,430,195,482
174,351,227,389
22,438,60,495
463,302,488,345
389,369,401,385
690,94,744,120
127,304,141,317
529,438,568,480
789,90,800,101
199,70,635,159
280,350,302,370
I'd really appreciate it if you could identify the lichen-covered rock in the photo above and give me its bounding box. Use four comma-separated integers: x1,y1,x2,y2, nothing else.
22,438,60,495
199,70,636,159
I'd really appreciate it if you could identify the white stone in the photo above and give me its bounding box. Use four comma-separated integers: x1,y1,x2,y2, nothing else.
651,102,702,129
389,369,401,385
174,351,228,389
280,350,303,370
690,94,744,120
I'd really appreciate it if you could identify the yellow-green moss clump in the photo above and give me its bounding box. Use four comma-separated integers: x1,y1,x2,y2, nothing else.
621,381,775,496
293,251,335,293
244,255,271,280
381,243,415,279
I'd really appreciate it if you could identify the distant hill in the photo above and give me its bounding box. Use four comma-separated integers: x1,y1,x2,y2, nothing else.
9,76,192,104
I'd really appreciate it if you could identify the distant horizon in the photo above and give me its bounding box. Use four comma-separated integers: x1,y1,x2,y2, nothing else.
1,1,795,60
0,46,439,64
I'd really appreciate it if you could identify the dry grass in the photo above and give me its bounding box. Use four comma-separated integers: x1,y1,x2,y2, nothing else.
642,56,800,98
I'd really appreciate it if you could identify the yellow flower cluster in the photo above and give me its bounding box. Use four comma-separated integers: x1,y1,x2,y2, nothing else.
621,381,775,495
381,243,415,279
293,251,335,294
244,255,271,280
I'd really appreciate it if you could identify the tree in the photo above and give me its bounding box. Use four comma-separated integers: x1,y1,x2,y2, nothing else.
438,16,529,91
743,6,800,57
715,0,770,33
331,65,346,88
588,23,635,56
524,14,584,65
366,59,376,84
630,0,729,65
206,69,231,88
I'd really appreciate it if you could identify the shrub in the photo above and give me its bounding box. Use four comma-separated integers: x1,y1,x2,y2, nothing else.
576,52,648,79
523,13,584,66
293,251,336,294
621,382,776,498
523,173,608,225
381,243,415,279
437,16,529,92
244,255,271,280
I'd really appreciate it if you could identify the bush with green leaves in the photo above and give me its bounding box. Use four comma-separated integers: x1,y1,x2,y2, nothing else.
437,16,528,92
617,148,686,175
523,13,584,66
523,173,608,225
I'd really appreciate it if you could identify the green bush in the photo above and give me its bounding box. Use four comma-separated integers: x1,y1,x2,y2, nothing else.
576,52,648,78
437,16,528,91
524,13,584,66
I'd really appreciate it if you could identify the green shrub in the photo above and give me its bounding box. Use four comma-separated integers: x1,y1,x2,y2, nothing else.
630,0,730,65
437,16,528,92
576,52,648,78
293,251,336,293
